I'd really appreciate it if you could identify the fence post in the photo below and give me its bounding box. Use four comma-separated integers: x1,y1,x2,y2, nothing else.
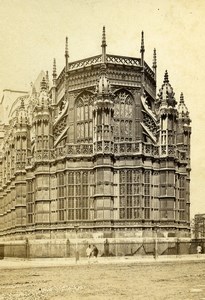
104,239,109,257
154,226,159,259
66,239,70,257
74,225,79,263
25,238,29,259
176,239,180,255
0,244,4,259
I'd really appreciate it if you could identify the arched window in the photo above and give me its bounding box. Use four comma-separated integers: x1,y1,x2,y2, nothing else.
114,90,134,141
67,171,90,221
75,93,93,143
119,170,142,220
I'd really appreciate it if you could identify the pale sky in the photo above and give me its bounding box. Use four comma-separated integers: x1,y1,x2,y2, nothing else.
0,0,204,218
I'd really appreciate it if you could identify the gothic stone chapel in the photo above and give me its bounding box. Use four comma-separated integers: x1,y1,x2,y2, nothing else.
0,28,191,257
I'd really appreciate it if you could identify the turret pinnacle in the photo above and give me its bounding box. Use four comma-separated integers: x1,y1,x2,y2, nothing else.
40,77,47,92
65,36,69,72
101,26,107,47
20,97,25,109
178,92,190,121
180,92,184,104
16,97,28,125
164,70,169,83
140,31,145,91
46,71,49,90
101,26,107,64
157,71,177,108
140,31,145,54
153,48,157,69
52,58,57,86
152,48,157,82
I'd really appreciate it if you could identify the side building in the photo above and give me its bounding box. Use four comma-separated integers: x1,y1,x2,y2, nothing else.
194,214,205,239
0,29,191,257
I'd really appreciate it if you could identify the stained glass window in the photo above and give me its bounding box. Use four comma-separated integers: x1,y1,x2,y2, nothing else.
75,93,93,143
67,171,90,221
114,91,134,141
119,170,142,220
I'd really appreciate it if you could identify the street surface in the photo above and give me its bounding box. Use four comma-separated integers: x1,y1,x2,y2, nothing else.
0,256,205,299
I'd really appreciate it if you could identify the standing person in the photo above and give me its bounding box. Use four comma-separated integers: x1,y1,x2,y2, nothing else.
86,245,92,263
197,245,202,257
92,244,99,262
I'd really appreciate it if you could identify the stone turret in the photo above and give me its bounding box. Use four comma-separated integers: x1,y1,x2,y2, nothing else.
13,97,31,229
33,77,53,157
93,27,114,222
14,98,30,170
177,92,191,164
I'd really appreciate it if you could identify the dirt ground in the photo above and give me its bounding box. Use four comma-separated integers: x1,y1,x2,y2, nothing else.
0,260,205,300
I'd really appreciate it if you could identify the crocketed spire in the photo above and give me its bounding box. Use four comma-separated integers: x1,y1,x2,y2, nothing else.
101,26,107,64
157,70,177,108
46,71,49,90
16,97,28,125
101,26,107,48
152,48,157,70
164,70,169,83
140,31,145,54
178,92,190,121
38,78,50,108
40,77,47,92
65,36,69,72
52,58,57,86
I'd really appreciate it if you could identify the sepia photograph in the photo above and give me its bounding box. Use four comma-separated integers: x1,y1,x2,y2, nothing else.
0,0,205,299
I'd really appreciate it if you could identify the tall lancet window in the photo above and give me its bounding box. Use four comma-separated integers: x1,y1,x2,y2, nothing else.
75,92,93,143
114,90,134,142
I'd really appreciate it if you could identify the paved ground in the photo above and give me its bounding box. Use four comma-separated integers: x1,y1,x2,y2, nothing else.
0,255,205,299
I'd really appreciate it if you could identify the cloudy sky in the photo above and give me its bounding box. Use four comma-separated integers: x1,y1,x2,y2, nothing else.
0,0,204,217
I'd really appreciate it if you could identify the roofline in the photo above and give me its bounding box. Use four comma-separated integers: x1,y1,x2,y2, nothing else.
56,53,154,86
3,89,28,94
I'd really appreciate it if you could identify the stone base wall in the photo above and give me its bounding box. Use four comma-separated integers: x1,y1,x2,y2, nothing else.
0,227,194,258
0,236,203,258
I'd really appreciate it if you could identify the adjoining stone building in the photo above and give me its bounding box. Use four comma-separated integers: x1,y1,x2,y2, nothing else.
194,214,205,239
0,28,191,257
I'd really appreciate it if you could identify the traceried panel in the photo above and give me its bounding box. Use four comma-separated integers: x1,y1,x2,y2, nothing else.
67,171,90,221
144,171,151,220
143,112,157,137
57,171,91,221
179,175,186,221
75,92,93,143
27,180,35,224
114,90,134,142
119,170,142,220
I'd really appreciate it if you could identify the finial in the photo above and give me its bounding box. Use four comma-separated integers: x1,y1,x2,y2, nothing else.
140,31,145,54
53,58,56,76
101,26,107,64
140,31,145,87
101,26,107,48
65,36,69,57
153,48,157,69
46,71,49,89
20,98,25,109
180,92,184,104
40,77,47,92
52,58,57,85
65,36,69,72
164,70,169,83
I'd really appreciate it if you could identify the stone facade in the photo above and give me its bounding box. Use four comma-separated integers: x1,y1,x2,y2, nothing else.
194,214,205,238
0,28,191,250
